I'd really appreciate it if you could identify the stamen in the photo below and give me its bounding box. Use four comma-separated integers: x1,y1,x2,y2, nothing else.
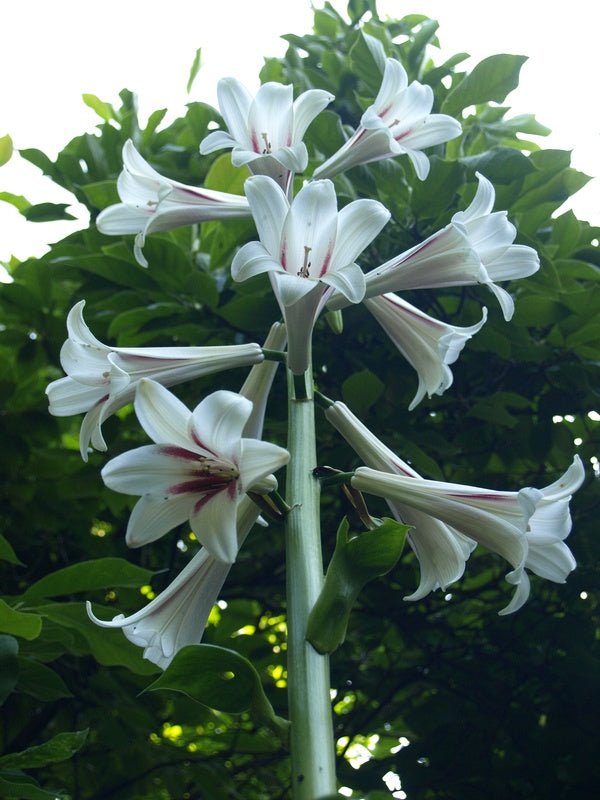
261,132,272,154
298,245,312,278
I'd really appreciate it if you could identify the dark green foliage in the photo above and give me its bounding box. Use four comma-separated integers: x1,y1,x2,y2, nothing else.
1,2,598,798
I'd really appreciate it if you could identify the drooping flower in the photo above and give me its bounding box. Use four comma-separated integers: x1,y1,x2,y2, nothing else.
313,58,461,181
46,301,264,460
231,175,390,373
200,78,333,191
326,400,584,612
101,379,289,563
364,293,487,409
327,173,539,320
86,496,261,669
96,140,251,266
325,400,476,601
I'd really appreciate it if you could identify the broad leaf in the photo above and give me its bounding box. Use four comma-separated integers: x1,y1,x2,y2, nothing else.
443,54,528,116
0,729,88,769
23,558,154,600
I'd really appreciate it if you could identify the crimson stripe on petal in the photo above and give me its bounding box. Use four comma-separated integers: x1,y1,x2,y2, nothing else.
159,445,204,461
169,479,232,495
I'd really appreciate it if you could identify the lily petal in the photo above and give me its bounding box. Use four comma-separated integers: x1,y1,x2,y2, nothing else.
331,198,390,269
243,175,289,255
190,390,252,459
190,488,240,563
125,493,194,548
134,379,193,449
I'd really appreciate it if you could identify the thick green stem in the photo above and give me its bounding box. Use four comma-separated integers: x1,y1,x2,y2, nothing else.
285,366,337,799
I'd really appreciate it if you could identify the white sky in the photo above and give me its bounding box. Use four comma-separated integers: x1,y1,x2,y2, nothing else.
1,0,598,265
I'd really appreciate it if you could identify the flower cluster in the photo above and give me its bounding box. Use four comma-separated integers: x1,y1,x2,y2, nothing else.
48,54,584,668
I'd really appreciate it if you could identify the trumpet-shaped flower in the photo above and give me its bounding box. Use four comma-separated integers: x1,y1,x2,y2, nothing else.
313,58,461,181
200,78,333,190
364,293,487,409
87,497,261,669
327,173,539,320
101,379,289,563
231,175,390,373
353,466,540,612
326,401,584,611
96,140,251,266
46,301,264,460
325,400,476,600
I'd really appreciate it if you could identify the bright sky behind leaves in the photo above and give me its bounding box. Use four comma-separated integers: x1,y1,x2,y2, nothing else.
1,0,598,264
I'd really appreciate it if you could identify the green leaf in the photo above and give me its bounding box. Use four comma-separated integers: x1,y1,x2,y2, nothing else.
203,152,247,196
0,774,67,800
349,31,387,95
16,657,73,701
0,729,88,769
342,368,384,417
23,558,154,601
443,54,528,116
0,534,24,566
0,635,19,705
147,644,289,741
82,93,115,122
80,180,119,209
0,191,31,213
0,134,13,166
33,603,158,674
18,147,55,177
307,518,408,654
0,600,42,641
314,7,340,37
186,48,202,94
23,203,76,223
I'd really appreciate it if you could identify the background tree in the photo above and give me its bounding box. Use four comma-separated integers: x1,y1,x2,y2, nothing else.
1,2,598,798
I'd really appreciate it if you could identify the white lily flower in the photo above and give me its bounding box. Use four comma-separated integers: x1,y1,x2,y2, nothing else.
353,465,540,612
364,293,488,409
96,140,251,266
328,173,539,320
313,58,461,181
200,77,333,191
325,401,476,601
45,301,264,461
327,222,482,311
86,497,261,669
231,175,390,373
101,379,289,563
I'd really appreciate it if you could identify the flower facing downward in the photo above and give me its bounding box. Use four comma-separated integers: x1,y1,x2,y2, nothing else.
326,401,584,612
325,401,477,601
314,58,461,181
96,140,251,266
101,379,289,563
45,301,264,460
200,78,333,190
87,497,261,669
232,176,390,373
364,293,487,409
